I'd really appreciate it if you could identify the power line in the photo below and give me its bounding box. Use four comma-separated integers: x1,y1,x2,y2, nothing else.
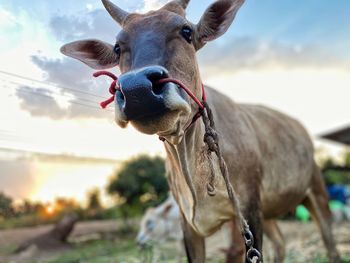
0,146,120,163
0,79,111,111
0,80,114,112
0,130,30,144
0,133,29,142
0,77,106,107
0,69,109,99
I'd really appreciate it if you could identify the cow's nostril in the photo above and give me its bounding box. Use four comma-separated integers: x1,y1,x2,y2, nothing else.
152,82,164,95
144,67,169,82
147,68,168,96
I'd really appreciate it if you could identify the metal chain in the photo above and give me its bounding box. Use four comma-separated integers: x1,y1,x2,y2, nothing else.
201,101,262,263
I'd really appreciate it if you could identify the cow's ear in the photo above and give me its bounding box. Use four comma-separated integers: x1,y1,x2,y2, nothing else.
161,203,173,217
60,39,119,69
194,0,244,49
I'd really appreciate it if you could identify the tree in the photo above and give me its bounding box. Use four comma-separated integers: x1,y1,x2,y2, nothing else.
107,155,168,218
0,192,14,219
321,150,350,185
54,197,81,215
17,199,44,216
87,188,102,210
344,151,350,166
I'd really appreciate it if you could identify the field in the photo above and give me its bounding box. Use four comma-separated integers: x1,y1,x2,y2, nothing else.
0,220,349,263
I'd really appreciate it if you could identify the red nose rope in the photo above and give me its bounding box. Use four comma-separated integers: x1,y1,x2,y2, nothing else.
93,70,206,137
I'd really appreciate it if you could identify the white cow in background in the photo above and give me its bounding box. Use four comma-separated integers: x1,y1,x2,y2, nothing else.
137,195,184,262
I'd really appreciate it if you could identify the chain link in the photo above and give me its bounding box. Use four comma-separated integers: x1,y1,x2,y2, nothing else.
244,226,262,263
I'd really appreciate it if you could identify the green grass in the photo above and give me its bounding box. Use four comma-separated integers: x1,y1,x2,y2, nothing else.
46,239,139,263
1,220,346,263
43,237,224,263
0,234,343,263
285,251,350,263
0,214,57,230
0,244,16,255
313,255,350,263
44,241,350,263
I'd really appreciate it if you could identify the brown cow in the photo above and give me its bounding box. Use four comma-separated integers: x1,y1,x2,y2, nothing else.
61,0,340,262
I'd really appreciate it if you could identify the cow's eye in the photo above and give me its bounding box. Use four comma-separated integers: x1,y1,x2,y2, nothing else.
181,26,192,43
114,43,121,56
146,220,155,230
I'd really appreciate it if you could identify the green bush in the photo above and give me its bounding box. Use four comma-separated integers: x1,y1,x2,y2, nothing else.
107,154,169,219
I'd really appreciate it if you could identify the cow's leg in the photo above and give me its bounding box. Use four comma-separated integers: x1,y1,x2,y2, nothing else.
263,220,285,263
181,215,205,263
302,166,340,263
225,220,245,263
242,204,263,263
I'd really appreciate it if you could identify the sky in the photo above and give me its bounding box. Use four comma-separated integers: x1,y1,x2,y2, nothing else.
0,0,349,203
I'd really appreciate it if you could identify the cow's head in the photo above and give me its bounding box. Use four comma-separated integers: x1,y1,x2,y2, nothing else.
61,0,244,144
136,199,180,246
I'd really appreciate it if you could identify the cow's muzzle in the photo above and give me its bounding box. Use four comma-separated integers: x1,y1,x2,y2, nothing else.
116,66,170,120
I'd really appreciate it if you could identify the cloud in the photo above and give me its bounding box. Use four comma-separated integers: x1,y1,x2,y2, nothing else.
138,0,169,13
16,3,349,121
16,83,111,120
14,8,120,120
25,37,350,120
31,55,98,93
16,86,66,120
198,37,350,76
50,9,120,43
30,54,116,119
0,8,18,27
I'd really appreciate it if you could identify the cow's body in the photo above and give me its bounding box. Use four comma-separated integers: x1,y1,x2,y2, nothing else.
61,0,340,262
166,87,314,236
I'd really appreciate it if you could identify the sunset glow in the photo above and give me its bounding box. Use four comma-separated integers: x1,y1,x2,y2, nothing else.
28,161,117,206
45,205,55,216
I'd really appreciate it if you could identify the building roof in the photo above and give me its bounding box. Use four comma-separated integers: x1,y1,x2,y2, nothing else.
321,125,350,145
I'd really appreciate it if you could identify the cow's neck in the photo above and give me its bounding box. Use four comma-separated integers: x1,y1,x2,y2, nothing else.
163,74,209,178
164,114,213,199
163,113,235,234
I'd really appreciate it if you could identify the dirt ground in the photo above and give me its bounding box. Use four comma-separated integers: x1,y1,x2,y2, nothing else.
0,220,349,262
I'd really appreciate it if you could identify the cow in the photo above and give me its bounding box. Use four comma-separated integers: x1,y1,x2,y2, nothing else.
61,0,340,262
137,195,184,262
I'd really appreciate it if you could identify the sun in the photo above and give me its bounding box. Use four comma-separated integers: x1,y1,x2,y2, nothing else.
45,205,55,216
